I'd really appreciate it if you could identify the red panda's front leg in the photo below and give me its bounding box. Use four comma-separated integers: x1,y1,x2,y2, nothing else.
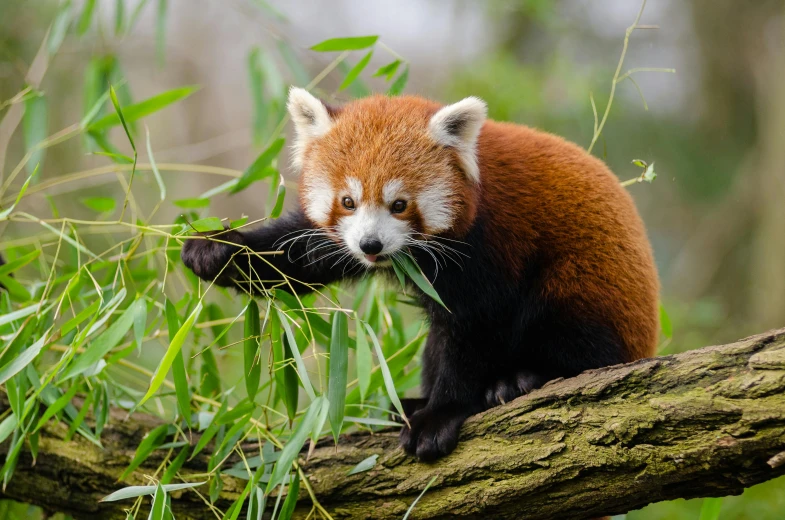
181,209,361,295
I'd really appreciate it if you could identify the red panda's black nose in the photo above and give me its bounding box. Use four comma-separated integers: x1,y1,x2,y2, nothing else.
359,238,383,255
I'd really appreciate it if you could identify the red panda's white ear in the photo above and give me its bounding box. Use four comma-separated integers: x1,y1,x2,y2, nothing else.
428,97,487,183
287,87,334,169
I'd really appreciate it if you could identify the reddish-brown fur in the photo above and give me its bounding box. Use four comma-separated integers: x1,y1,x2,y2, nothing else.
299,95,659,360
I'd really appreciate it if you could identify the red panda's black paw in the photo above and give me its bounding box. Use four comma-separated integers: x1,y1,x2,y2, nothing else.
399,406,469,462
181,229,244,284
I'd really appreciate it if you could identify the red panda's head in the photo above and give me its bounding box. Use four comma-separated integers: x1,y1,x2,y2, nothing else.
287,88,485,267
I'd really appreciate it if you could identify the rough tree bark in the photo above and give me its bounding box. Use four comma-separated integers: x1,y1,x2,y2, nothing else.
2,328,785,520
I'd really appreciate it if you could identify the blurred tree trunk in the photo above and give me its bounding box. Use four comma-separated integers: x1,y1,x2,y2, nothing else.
668,0,785,335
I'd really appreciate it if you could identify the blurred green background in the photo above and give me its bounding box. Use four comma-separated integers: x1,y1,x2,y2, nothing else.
1,0,783,518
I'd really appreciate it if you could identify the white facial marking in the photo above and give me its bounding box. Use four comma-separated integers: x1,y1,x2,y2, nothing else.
338,204,410,267
417,181,455,233
287,87,334,170
428,96,487,183
346,177,363,203
382,179,406,205
302,175,334,226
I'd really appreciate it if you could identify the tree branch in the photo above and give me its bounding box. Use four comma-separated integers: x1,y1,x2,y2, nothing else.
2,328,785,519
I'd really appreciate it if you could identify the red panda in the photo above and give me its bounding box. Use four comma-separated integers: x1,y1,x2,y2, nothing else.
182,88,660,461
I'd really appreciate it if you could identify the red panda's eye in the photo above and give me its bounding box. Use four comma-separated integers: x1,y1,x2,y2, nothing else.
391,200,407,213
342,197,355,210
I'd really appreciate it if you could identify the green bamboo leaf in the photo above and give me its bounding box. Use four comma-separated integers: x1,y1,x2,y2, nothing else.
363,322,407,425
244,300,262,401
394,253,448,310
148,483,166,520
145,127,167,201
91,151,134,164
190,422,220,459
269,173,286,218
139,303,202,406
215,400,255,426
63,299,146,380
281,334,299,423
109,85,136,151
34,382,82,432
173,198,209,209
65,389,94,441
160,445,190,485
76,0,96,35
355,324,372,401
134,299,147,349
230,138,284,195
339,50,373,91
47,0,73,56
88,86,200,132
247,47,266,147
373,59,401,80
277,309,315,401
0,332,48,386
310,395,330,445
660,304,673,339
0,166,35,219
699,498,723,520
266,396,324,493
156,0,168,66
0,302,40,327
0,414,17,444
101,481,204,502
190,217,224,232
328,312,349,442
0,275,29,302
391,257,406,290
166,300,191,428
114,0,125,35
403,476,438,520
347,454,378,475
277,40,310,86
23,90,48,175
310,36,378,52
81,197,116,213
120,424,170,480
278,471,300,520
388,65,410,95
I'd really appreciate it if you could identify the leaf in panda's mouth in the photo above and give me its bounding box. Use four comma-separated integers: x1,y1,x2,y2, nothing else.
391,253,449,311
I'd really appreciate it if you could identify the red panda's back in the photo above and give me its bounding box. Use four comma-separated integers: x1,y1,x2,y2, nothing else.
477,121,659,360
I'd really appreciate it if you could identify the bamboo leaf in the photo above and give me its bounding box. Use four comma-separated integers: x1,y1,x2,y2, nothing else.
266,396,324,493
373,59,401,80
0,167,35,219
394,253,447,310
328,312,349,442
101,481,205,502
0,332,48,386
34,382,82,432
339,50,373,91
120,424,170,480
63,299,146,380
388,65,410,95
190,217,224,232
699,498,724,520
23,91,48,175
355,324,372,401
310,36,378,52
278,471,300,520
139,303,202,406
173,198,209,209
347,454,378,475
47,0,73,56
148,483,166,520
88,86,200,132
230,138,284,195
145,127,167,201
269,173,286,218
160,445,190,485
363,322,407,425
244,300,261,401
81,197,116,213
166,300,191,428
76,0,96,35
403,476,438,520
277,309,315,401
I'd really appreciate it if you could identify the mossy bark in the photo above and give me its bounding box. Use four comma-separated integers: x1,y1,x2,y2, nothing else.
2,328,785,519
